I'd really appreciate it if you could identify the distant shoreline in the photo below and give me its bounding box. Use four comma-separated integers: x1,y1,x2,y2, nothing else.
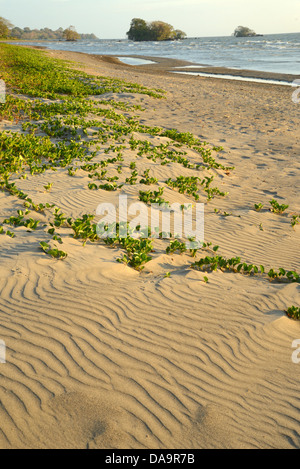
2,31,299,41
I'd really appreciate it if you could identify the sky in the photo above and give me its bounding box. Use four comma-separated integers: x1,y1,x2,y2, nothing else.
0,0,299,38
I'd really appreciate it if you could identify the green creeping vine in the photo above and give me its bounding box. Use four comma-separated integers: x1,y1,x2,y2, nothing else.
68,214,98,246
269,199,289,214
166,240,187,255
166,240,219,257
291,215,299,228
40,242,68,260
94,222,154,270
0,45,165,101
125,169,138,185
285,306,300,320
139,169,158,186
139,188,169,207
165,175,228,201
191,255,299,283
0,226,15,238
254,203,264,212
3,211,41,230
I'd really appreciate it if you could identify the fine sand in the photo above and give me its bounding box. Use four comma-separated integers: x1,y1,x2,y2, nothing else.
0,49,300,449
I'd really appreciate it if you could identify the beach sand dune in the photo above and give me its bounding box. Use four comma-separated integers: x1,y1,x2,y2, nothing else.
0,49,299,449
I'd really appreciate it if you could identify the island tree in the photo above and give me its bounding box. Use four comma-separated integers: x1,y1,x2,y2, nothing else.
127,18,186,42
173,29,187,40
150,21,174,41
127,18,150,41
234,26,257,37
63,26,80,42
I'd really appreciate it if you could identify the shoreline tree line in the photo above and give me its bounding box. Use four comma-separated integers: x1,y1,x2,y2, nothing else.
0,17,98,41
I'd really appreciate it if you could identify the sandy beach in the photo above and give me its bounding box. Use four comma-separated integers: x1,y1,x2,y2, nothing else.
0,47,300,449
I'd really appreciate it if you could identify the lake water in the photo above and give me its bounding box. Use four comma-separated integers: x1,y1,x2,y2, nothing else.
12,33,300,75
